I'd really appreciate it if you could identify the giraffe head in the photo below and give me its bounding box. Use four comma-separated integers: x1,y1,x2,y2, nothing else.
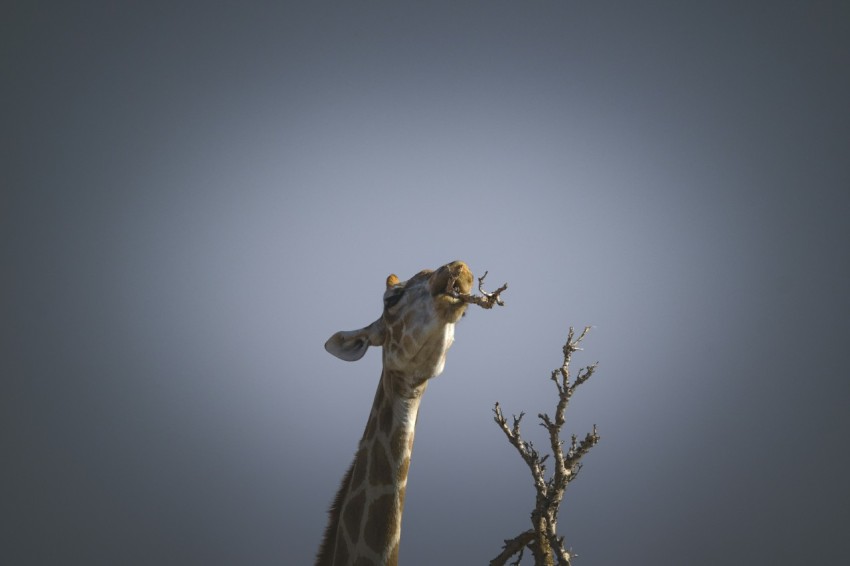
325,260,474,381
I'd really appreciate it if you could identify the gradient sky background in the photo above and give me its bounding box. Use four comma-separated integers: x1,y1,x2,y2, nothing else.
3,2,849,565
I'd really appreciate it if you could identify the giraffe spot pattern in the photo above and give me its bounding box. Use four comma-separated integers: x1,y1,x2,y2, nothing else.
342,490,366,544
332,534,349,565
363,494,398,553
373,382,385,407
364,413,377,441
401,334,414,355
369,443,393,487
402,310,416,328
379,402,393,435
351,448,368,488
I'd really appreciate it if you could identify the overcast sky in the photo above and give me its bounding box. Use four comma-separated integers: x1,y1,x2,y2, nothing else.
3,2,849,565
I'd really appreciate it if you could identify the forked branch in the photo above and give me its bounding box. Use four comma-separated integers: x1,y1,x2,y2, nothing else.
490,327,601,566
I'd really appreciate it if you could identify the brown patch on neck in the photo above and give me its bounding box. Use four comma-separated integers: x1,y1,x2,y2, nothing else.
342,490,366,544
378,401,393,434
350,448,368,494
363,494,400,553
332,539,349,566
369,444,393,487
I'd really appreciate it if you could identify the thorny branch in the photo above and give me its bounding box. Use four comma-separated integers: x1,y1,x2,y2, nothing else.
448,270,508,309
490,327,601,566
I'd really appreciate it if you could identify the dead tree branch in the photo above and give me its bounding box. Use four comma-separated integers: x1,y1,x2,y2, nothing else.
491,326,601,566
449,270,508,309
490,530,535,566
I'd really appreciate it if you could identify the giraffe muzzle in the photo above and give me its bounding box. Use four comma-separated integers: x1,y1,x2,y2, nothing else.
429,260,473,298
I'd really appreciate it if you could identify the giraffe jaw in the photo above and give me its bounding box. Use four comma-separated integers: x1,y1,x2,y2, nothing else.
434,293,468,323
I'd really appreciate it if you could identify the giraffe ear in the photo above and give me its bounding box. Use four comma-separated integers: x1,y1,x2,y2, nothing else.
324,319,385,361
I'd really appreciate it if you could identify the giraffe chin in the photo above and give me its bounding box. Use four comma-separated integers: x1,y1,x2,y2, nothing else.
434,294,468,323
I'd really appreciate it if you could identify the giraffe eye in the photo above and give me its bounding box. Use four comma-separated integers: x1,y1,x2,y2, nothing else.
384,290,404,309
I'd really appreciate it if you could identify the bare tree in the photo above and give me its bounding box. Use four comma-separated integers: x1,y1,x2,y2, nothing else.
490,327,601,566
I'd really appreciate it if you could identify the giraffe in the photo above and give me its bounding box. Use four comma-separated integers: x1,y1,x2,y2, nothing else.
315,260,475,566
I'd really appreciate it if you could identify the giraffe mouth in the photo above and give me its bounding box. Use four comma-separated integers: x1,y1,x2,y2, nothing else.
447,278,466,297
436,279,470,306
430,261,473,299
447,269,473,300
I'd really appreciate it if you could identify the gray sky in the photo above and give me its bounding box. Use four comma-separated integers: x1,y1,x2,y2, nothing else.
3,2,849,564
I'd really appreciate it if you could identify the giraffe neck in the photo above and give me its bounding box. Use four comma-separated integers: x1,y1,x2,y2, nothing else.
317,370,425,566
